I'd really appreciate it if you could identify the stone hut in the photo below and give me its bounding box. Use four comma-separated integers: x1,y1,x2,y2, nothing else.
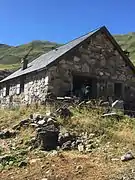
0,26,135,107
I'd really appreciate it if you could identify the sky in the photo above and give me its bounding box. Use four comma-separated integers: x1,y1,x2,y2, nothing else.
0,0,135,46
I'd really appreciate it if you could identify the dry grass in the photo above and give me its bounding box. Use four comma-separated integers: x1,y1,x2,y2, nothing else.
0,104,47,129
1,104,135,179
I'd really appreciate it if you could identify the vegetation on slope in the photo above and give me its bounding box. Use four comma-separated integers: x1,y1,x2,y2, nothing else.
114,33,135,64
0,32,135,70
0,104,135,179
0,41,61,70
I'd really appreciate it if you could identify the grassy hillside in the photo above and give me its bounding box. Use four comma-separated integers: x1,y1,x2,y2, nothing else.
1,104,135,179
114,33,135,64
0,33,135,70
0,41,61,70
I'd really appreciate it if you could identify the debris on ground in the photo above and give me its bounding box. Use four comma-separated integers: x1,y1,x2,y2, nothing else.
1,101,135,179
121,151,134,161
0,129,16,139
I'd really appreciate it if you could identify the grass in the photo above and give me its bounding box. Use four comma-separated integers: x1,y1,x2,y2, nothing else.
1,104,135,179
114,34,135,64
1,104,135,146
0,41,61,70
0,63,20,70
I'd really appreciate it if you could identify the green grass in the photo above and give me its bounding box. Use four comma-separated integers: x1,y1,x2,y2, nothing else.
0,41,61,70
0,64,20,70
114,33,135,64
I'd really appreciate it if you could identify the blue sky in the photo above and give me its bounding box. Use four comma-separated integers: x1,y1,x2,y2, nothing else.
0,0,135,45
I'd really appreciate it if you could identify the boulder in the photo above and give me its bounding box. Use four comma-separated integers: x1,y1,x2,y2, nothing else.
37,124,59,151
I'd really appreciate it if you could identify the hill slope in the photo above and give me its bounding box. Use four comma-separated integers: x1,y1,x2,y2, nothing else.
0,105,135,179
114,33,135,64
0,41,61,70
0,33,135,70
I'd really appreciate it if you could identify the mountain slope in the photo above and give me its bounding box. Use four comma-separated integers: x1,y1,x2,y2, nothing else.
0,41,61,70
0,33,135,70
114,33,135,64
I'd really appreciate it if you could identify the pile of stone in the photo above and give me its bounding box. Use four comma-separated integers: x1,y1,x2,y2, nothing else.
12,112,60,151
34,114,60,151
58,131,99,152
1,110,100,152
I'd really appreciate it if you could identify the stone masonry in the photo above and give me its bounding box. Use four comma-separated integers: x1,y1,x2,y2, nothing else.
0,30,135,107
47,32,135,100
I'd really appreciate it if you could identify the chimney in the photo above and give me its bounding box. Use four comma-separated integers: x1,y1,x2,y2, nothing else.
21,58,28,70
21,47,33,70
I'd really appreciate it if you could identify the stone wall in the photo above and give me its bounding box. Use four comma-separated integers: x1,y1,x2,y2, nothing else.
47,31,135,100
0,70,49,107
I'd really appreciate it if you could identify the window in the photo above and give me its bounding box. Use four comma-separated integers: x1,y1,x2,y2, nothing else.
20,80,24,93
16,84,20,95
20,76,25,93
3,87,6,97
16,76,25,95
6,84,9,96
114,83,122,98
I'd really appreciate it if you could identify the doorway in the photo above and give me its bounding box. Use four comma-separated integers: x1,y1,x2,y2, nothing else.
114,83,122,98
73,75,97,99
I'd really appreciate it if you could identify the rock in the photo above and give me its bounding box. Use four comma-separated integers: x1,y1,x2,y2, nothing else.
76,139,83,145
0,129,16,139
33,113,43,121
121,152,134,161
18,160,27,167
61,140,72,150
37,124,59,151
47,150,58,157
58,132,72,146
100,101,110,107
71,141,76,149
56,107,73,119
111,158,119,161
47,118,57,125
102,112,123,120
38,120,46,125
29,123,39,128
89,133,95,139
112,100,124,111
85,144,92,152
76,165,83,171
78,144,84,152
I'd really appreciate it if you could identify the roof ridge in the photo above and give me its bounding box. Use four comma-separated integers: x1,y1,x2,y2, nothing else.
60,26,103,47
0,26,104,82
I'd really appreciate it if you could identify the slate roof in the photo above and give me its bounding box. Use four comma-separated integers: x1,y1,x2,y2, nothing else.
1,26,135,82
0,27,100,82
